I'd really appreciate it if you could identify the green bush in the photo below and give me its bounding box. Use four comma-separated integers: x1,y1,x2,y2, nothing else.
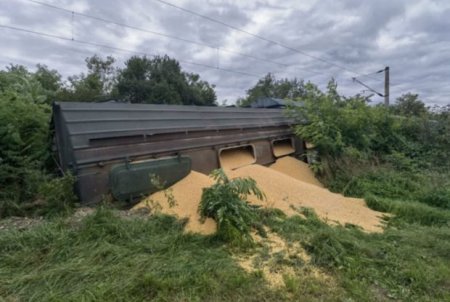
0,173,77,218
0,66,77,218
198,169,265,245
36,173,77,217
288,81,450,209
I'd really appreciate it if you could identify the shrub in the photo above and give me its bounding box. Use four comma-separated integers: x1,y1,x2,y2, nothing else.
288,81,450,209
198,169,265,245
0,173,77,218
36,173,77,217
0,66,79,218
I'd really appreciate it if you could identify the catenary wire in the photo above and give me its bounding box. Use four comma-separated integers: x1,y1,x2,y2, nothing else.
0,24,262,78
26,0,294,69
153,0,381,80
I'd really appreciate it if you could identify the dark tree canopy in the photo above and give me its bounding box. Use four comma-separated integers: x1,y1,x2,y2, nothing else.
237,73,305,107
392,93,427,117
57,55,118,102
117,55,217,105
34,64,62,93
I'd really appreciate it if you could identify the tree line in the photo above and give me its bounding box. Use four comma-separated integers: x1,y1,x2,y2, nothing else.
4,55,217,106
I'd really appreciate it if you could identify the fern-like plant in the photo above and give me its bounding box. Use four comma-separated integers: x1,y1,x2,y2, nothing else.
199,169,265,245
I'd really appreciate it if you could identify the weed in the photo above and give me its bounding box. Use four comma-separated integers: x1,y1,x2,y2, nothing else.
199,169,265,246
149,173,177,208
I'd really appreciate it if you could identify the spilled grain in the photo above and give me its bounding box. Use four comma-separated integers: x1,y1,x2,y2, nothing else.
133,155,385,233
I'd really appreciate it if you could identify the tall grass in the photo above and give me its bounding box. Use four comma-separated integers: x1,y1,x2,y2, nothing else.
1,205,449,301
263,207,450,302
0,208,338,301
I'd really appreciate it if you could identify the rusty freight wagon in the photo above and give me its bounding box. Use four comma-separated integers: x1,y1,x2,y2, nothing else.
52,101,305,203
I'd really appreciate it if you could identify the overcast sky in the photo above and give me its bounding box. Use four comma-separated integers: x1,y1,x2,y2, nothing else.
1,0,449,105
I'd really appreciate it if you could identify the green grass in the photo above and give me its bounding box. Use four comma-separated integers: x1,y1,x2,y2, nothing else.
0,208,340,301
365,194,450,227
261,207,450,302
1,202,449,301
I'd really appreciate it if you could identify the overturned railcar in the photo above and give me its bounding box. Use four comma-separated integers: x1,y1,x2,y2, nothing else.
52,101,305,203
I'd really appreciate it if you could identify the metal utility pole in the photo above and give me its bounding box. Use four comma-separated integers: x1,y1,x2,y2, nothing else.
352,67,390,105
384,66,390,107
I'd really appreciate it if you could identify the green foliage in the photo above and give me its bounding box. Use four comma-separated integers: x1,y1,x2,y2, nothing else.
57,55,118,102
391,93,427,117
34,64,62,101
291,81,399,157
0,65,54,104
117,55,217,105
0,66,77,217
237,73,305,107
36,173,77,217
288,80,450,208
199,169,265,245
0,69,51,206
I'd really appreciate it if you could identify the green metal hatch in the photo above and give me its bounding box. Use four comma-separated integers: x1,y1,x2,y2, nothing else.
109,156,191,201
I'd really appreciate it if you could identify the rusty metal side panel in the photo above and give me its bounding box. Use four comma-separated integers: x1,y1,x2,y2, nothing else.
293,136,306,160
73,128,293,166
75,134,302,203
76,167,110,204
182,148,219,175
253,140,275,166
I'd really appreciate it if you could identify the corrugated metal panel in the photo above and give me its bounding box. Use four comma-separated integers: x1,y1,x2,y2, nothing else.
55,102,294,149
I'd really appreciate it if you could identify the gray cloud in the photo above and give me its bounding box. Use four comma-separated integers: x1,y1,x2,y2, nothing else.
0,0,449,105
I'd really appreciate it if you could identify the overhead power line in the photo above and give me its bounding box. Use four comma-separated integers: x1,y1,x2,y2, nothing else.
352,77,384,97
0,24,262,78
26,0,294,69
354,69,384,81
153,0,380,80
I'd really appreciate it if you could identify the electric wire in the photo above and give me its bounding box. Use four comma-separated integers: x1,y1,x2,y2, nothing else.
26,0,295,69
0,24,262,78
153,0,380,80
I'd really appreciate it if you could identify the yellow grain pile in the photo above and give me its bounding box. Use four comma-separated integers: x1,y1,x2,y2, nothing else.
220,148,255,170
269,156,323,187
132,171,217,235
133,154,385,234
227,165,384,232
273,141,295,157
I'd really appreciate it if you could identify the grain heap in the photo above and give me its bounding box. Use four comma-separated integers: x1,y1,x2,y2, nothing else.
227,165,383,232
133,154,385,234
270,156,323,187
132,171,217,234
